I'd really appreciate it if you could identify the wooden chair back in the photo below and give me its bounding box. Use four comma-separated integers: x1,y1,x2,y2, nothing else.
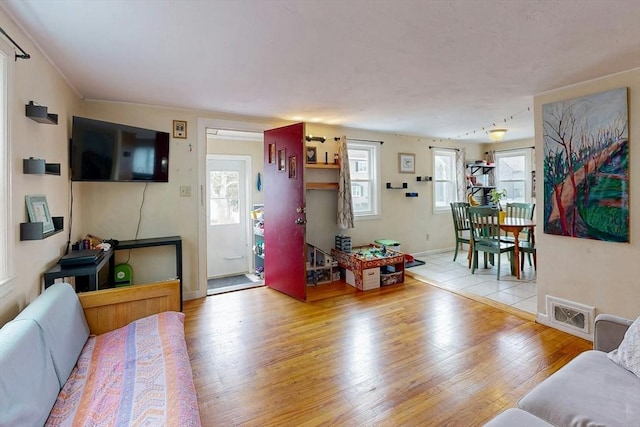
468,206,501,242
450,202,470,234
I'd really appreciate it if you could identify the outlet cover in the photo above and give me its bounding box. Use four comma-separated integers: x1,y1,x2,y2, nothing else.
180,185,191,197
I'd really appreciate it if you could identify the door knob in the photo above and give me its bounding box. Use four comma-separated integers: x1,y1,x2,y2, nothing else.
295,218,307,225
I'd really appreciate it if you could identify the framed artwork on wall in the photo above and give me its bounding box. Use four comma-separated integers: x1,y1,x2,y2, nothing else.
398,153,415,173
173,120,187,138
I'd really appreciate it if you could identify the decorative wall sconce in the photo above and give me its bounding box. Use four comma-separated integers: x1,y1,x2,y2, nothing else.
487,129,507,142
305,135,326,143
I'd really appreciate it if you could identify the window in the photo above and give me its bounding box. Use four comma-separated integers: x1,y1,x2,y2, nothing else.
0,41,14,297
433,149,457,213
209,171,240,225
495,149,532,203
347,141,380,218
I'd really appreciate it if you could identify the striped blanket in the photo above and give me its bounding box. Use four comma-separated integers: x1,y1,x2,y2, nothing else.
45,312,201,426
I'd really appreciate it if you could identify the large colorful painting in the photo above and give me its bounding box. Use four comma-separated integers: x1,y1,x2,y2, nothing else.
543,87,628,242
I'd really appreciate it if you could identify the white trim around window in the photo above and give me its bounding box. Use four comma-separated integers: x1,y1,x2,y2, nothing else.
347,141,381,220
0,39,15,298
432,149,457,214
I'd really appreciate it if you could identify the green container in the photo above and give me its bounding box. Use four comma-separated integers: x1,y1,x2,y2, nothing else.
114,263,133,287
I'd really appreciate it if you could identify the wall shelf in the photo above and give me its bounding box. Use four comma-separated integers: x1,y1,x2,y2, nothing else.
25,101,58,125
386,182,408,189
306,163,339,169
23,158,61,175
306,182,339,190
416,176,432,182
20,216,64,240
405,192,419,197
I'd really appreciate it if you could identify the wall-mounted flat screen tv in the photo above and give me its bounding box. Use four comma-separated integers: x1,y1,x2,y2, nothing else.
70,116,169,182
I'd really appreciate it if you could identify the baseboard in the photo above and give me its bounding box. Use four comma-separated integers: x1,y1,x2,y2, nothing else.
410,247,456,258
183,290,202,301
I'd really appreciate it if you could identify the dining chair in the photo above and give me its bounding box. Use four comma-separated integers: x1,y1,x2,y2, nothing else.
504,202,535,266
467,206,516,280
450,202,471,262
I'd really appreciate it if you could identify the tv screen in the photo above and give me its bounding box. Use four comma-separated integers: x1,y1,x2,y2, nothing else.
70,116,170,182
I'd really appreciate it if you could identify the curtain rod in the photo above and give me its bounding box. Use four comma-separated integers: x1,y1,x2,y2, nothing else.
0,26,30,60
334,137,384,144
485,146,534,154
428,145,459,152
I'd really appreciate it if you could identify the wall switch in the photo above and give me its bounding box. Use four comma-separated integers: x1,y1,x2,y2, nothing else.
180,185,191,197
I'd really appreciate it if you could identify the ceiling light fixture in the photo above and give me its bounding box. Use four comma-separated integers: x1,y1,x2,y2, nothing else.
487,129,507,142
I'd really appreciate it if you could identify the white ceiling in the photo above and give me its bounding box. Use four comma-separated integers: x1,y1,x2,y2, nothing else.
2,0,639,143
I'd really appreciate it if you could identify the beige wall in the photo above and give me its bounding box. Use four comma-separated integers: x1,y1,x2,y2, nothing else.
0,9,83,326
534,68,640,321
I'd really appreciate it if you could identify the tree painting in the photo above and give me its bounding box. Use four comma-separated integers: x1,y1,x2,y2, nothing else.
543,87,628,242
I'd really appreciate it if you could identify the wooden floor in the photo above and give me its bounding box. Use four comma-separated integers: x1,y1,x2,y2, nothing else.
183,276,590,426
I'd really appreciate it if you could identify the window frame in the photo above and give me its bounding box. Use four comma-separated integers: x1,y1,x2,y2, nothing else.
0,39,15,298
432,149,458,214
347,141,381,220
494,149,533,204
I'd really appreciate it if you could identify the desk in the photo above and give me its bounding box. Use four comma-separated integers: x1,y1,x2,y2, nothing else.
331,246,405,291
44,249,113,291
111,236,183,310
500,218,536,280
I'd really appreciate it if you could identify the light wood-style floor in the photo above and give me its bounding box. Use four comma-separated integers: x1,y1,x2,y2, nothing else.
183,276,590,426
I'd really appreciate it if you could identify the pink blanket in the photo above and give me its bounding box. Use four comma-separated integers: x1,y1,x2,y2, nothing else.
46,312,201,426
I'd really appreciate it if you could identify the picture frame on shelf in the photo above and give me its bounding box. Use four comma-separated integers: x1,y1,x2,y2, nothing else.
173,120,187,138
306,145,317,164
25,194,54,233
398,152,415,174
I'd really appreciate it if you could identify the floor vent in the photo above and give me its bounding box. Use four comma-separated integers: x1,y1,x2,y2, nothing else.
546,296,595,334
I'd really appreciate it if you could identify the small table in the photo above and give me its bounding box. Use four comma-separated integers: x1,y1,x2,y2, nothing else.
331,245,405,290
500,217,536,280
44,249,113,291
111,236,183,309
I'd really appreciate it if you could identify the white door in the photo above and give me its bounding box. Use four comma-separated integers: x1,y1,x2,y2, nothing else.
206,156,250,278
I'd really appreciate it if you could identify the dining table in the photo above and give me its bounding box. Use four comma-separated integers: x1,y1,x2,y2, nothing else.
499,216,536,279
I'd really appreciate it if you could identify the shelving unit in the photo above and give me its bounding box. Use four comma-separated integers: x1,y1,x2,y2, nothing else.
305,162,340,190
251,204,264,278
466,163,495,205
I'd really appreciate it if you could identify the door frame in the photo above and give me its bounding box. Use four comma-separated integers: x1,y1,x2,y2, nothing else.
196,118,275,299
206,154,253,279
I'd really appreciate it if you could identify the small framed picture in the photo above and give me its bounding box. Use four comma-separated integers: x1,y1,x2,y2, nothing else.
398,152,415,174
173,120,187,139
306,146,317,164
268,143,276,164
289,156,297,179
278,148,286,171
25,194,54,233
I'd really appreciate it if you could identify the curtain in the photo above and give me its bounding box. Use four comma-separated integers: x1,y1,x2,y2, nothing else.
485,150,496,187
455,148,466,201
336,136,354,229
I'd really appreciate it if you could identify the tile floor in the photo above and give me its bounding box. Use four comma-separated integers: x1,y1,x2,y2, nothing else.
406,249,537,314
